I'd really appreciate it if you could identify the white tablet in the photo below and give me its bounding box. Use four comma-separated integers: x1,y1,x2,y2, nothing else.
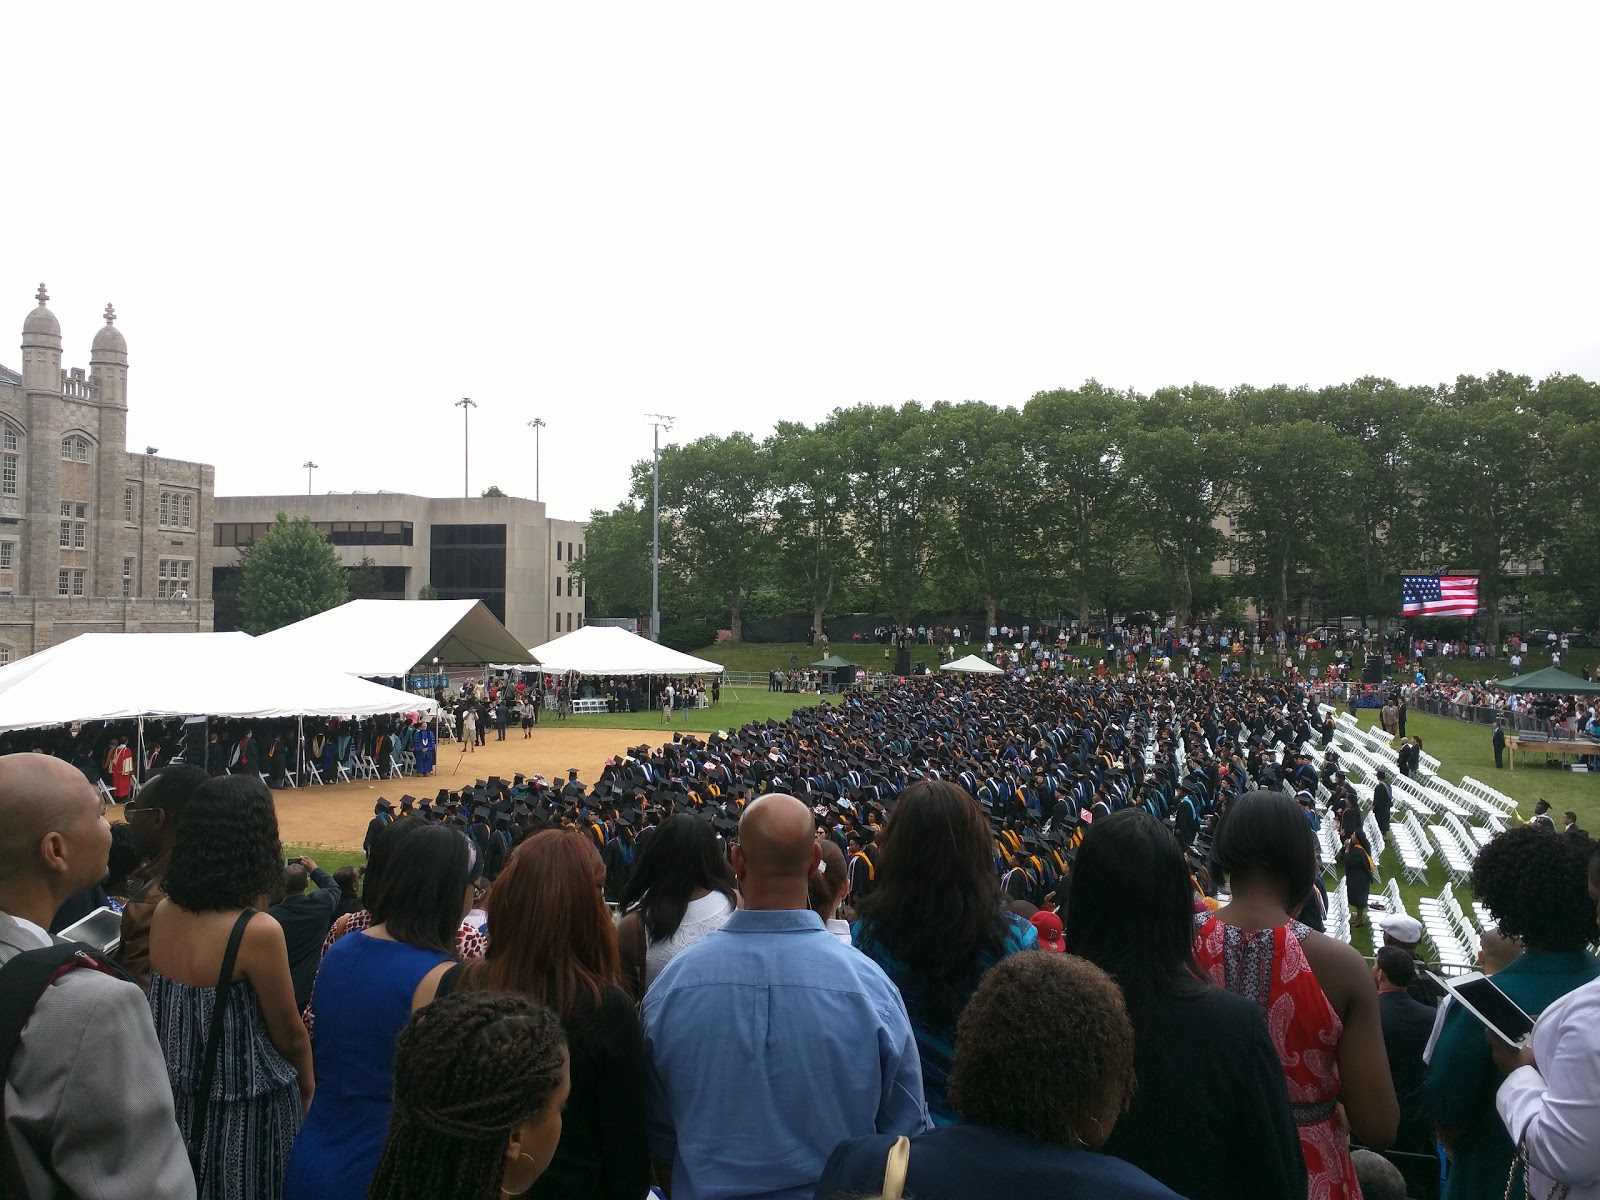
57,905,122,954
1430,970,1534,1048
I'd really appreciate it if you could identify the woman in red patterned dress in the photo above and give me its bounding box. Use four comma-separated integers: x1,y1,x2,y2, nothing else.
1196,790,1398,1200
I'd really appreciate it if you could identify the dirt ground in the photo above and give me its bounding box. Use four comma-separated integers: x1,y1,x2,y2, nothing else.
236,725,663,851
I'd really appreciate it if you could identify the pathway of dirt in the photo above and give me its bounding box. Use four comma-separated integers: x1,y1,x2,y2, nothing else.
230,726,665,852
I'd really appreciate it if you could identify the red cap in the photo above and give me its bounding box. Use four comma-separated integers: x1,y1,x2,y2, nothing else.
1030,910,1065,952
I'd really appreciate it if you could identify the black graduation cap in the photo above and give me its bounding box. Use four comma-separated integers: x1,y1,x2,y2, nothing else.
399,795,416,808
615,814,634,829
712,816,738,836
472,804,491,821
475,779,488,791
513,773,526,788
376,797,394,810
436,788,450,803
487,776,502,789
448,814,468,827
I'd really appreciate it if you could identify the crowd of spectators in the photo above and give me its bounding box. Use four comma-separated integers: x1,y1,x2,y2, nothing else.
4,666,1600,1200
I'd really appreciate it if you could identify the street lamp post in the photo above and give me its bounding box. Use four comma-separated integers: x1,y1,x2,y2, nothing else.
303,461,318,495
454,398,477,498
646,414,675,642
527,418,546,502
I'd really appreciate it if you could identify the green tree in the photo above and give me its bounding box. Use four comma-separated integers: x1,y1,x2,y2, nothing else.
1412,372,1549,646
834,403,944,623
347,556,385,599
648,433,773,641
417,583,439,600
238,513,349,634
1025,381,1132,624
480,485,507,498
926,401,1040,631
768,416,858,635
567,501,653,619
1119,386,1229,625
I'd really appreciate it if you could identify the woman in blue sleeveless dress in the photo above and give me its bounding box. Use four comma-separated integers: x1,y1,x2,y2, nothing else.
284,824,474,1199
147,775,313,1200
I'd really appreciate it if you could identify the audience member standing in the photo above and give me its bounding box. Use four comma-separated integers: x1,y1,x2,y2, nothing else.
148,775,312,1199
1197,791,1397,1200
117,763,209,991
643,793,929,1200
1425,827,1599,1200
267,855,343,1011
369,990,572,1200
0,754,197,1200
1373,947,1440,1200
1493,842,1600,1200
815,954,1182,1200
616,814,737,997
852,779,1036,1124
285,826,471,1199
448,830,648,1200
1065,810,1305,1200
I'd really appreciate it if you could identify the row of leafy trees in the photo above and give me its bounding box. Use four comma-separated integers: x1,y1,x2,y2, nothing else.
568,372,1600,645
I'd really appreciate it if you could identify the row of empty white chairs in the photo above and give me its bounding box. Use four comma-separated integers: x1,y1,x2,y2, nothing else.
1428,822,1475,883
1326,886,1351,941
1418,885,1481,967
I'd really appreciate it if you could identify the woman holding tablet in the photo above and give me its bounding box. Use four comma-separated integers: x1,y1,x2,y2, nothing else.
1492,841,1600,1200
1425,826,1600,1200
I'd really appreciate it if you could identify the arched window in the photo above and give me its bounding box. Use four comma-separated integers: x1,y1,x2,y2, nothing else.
1,421,22,502
60,435,90,462
124,486,136,524
0,645,11,666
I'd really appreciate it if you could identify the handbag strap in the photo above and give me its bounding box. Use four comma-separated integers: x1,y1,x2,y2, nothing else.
879,1135,910,1200
190,909,254,1172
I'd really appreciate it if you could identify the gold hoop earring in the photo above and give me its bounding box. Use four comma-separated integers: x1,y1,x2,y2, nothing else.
501,1151,537,1197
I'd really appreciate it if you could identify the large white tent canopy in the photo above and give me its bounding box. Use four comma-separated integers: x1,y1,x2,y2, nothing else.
527,625,724,677
0,632,434,734
941,653,1004,674
257,599,533,677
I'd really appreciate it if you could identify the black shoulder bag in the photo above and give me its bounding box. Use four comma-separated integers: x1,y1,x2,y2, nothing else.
188,909,254,1183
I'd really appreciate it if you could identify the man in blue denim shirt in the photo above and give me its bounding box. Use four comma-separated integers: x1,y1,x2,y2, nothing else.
642,793,930,1200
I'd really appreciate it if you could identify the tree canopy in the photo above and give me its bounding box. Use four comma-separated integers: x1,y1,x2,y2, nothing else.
577,373,1600,642
238,512,350,634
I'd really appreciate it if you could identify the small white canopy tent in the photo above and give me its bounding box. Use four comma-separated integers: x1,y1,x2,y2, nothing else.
527,625,724,677
0,631,434,733
941,653,1004,675
257,599,533,677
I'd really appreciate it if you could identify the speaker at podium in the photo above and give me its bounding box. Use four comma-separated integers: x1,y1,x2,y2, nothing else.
895,648,912,676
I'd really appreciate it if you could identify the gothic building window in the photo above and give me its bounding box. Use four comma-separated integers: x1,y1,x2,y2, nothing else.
158,558,191,599
1,424,21,499
59,502,88,550
124,486,137,524
61,435,90,462
159,490,194,530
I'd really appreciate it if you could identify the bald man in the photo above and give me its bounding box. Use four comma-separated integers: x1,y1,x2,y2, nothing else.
0,754,195,1199
642,794,928,1200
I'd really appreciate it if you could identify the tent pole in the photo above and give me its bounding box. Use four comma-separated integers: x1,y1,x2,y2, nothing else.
137,716,144,787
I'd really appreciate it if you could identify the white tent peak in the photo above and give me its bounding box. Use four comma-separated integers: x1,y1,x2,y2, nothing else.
258,599,532,676
528,625,723,677
941,653,1003,674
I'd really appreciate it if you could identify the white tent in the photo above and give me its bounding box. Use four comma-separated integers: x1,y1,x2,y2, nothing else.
528,624,724,676
0,632,434,733
941,653,1003,675
257,599,533,677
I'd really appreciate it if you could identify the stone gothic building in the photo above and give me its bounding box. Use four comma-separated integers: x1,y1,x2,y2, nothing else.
0,284,213,661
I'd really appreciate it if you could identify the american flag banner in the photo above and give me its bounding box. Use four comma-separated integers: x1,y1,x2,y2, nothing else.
1401,574,1479,617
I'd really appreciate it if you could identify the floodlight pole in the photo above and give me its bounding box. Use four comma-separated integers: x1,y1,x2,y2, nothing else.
455,397,477,497
527,418,546,502
302,460,318,495
647,413,675,642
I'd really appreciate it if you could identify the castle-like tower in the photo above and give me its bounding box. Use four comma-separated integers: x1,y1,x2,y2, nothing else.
0,284,214,659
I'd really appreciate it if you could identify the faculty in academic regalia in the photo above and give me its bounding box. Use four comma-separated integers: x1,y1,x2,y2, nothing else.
413,721,436,776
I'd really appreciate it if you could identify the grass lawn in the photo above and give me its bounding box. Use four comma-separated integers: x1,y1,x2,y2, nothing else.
560,690,835,733
1337,706,1597,958
283,845,366,873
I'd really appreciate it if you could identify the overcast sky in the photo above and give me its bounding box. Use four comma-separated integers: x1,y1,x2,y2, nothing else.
6,4,1597,522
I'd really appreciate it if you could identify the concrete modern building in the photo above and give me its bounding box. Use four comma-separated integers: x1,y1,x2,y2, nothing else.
0,285,213,660
212,493,585,649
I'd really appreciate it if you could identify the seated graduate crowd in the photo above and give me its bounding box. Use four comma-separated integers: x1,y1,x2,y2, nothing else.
3,670,1599,1200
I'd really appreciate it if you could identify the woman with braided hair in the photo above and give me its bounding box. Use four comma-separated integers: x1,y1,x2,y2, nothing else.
368,990,571,1200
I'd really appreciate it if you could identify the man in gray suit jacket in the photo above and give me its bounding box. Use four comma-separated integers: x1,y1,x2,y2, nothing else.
0,753,196,1199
